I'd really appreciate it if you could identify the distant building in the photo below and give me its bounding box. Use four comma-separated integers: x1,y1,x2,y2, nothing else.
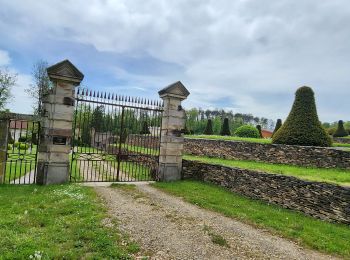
9,120,28,141
261,129,273,138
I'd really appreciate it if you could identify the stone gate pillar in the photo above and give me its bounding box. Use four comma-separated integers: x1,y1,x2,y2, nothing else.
158,81,190,181
36,60,84,185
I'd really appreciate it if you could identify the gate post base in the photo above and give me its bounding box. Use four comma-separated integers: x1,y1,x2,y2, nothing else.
158,163,182,181
36,162,69,185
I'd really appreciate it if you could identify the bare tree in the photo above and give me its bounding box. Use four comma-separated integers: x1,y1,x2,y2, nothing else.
25,60,50,115
0,68,16,111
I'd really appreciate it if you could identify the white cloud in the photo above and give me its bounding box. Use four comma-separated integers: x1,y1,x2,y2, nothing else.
0,49,33,113
1,0,350,121
0,50,10,66
6,73,33,114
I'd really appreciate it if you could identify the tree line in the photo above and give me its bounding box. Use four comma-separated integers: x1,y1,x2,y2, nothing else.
185,108,275,135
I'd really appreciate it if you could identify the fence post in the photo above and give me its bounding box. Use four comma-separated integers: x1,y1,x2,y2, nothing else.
158,81,190,181
36,60,84,185
0,119,9,184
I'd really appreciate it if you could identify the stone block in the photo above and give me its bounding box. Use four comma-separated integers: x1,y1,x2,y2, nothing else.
49,152,70,163
158,162,182,181
52,120,73,130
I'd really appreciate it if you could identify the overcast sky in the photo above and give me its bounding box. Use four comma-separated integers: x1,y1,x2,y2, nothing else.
0,0,349,122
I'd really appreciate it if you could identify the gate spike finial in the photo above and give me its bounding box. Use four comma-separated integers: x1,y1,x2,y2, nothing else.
104,92,107,99
77,88,80,95
93,91,96,97
108,93,110,100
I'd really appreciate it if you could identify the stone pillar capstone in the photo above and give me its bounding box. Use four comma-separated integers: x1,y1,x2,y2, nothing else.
158,81,190,181
36,60,84,185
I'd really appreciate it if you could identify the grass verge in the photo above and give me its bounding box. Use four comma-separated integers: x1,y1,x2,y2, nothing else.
184,155,350,186
152,180,350,258
185,135,271,144
0,184,139,259
185,134,350,148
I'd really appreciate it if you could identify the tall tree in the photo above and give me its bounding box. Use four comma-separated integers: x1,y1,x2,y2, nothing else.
25,60,50,115
0,69,16,111
91,105,104,132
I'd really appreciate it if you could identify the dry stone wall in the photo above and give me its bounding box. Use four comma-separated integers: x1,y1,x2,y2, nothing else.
182,159,350,225
184,138,350,169
333,137,350,144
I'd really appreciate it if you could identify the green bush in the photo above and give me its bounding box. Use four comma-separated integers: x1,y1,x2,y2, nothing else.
234,125,260,138
18,136,28,143
19,143,29,150
14,142,20,147
220,118,231,136
183,124,191,135
327,127,336,135
272,119,282,137
8,131,14,144
120,128,128,144
7,144,12,150
256,125,263,138
140,121,151,135
272,86,331,147
333,120,349,137
203,119,214,135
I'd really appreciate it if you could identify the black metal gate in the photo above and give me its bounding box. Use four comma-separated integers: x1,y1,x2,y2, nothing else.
70,88,163,182
2,119,40,184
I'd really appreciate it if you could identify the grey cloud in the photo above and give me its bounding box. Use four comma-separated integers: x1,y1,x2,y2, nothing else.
0,0,350,121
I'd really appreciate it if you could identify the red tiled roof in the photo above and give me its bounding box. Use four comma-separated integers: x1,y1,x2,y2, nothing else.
9,120,28,129
261,129,273,138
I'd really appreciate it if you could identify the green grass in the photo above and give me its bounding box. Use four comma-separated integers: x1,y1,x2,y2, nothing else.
184,155,350,186
185,134,350,148
185,135,271,144
0,184,139,259
153,181,350,258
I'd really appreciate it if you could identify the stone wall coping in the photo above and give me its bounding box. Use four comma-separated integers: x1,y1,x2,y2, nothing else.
183,159,350,190
185,137,350,152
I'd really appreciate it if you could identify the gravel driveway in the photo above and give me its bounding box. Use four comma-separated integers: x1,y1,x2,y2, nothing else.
94,183,339,260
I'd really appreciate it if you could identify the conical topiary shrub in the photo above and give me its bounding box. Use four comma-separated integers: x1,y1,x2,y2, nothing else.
272,86,332,147
183,124,191,135
203,119,214,135
333,120,349,137
140,121,151,135
220,118,231,136
272,119,282,137
256,125,263,138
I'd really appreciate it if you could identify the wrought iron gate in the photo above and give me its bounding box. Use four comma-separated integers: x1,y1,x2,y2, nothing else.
70,89,163,182
2,119,40,184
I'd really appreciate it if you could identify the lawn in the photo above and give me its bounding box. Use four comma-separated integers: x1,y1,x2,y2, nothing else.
185,134,271,144
153,181,350,258
184,155,350,186
0,184,139,259
185,134,350,148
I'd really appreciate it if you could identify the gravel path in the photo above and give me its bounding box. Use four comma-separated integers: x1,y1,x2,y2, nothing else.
95,183,339,260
